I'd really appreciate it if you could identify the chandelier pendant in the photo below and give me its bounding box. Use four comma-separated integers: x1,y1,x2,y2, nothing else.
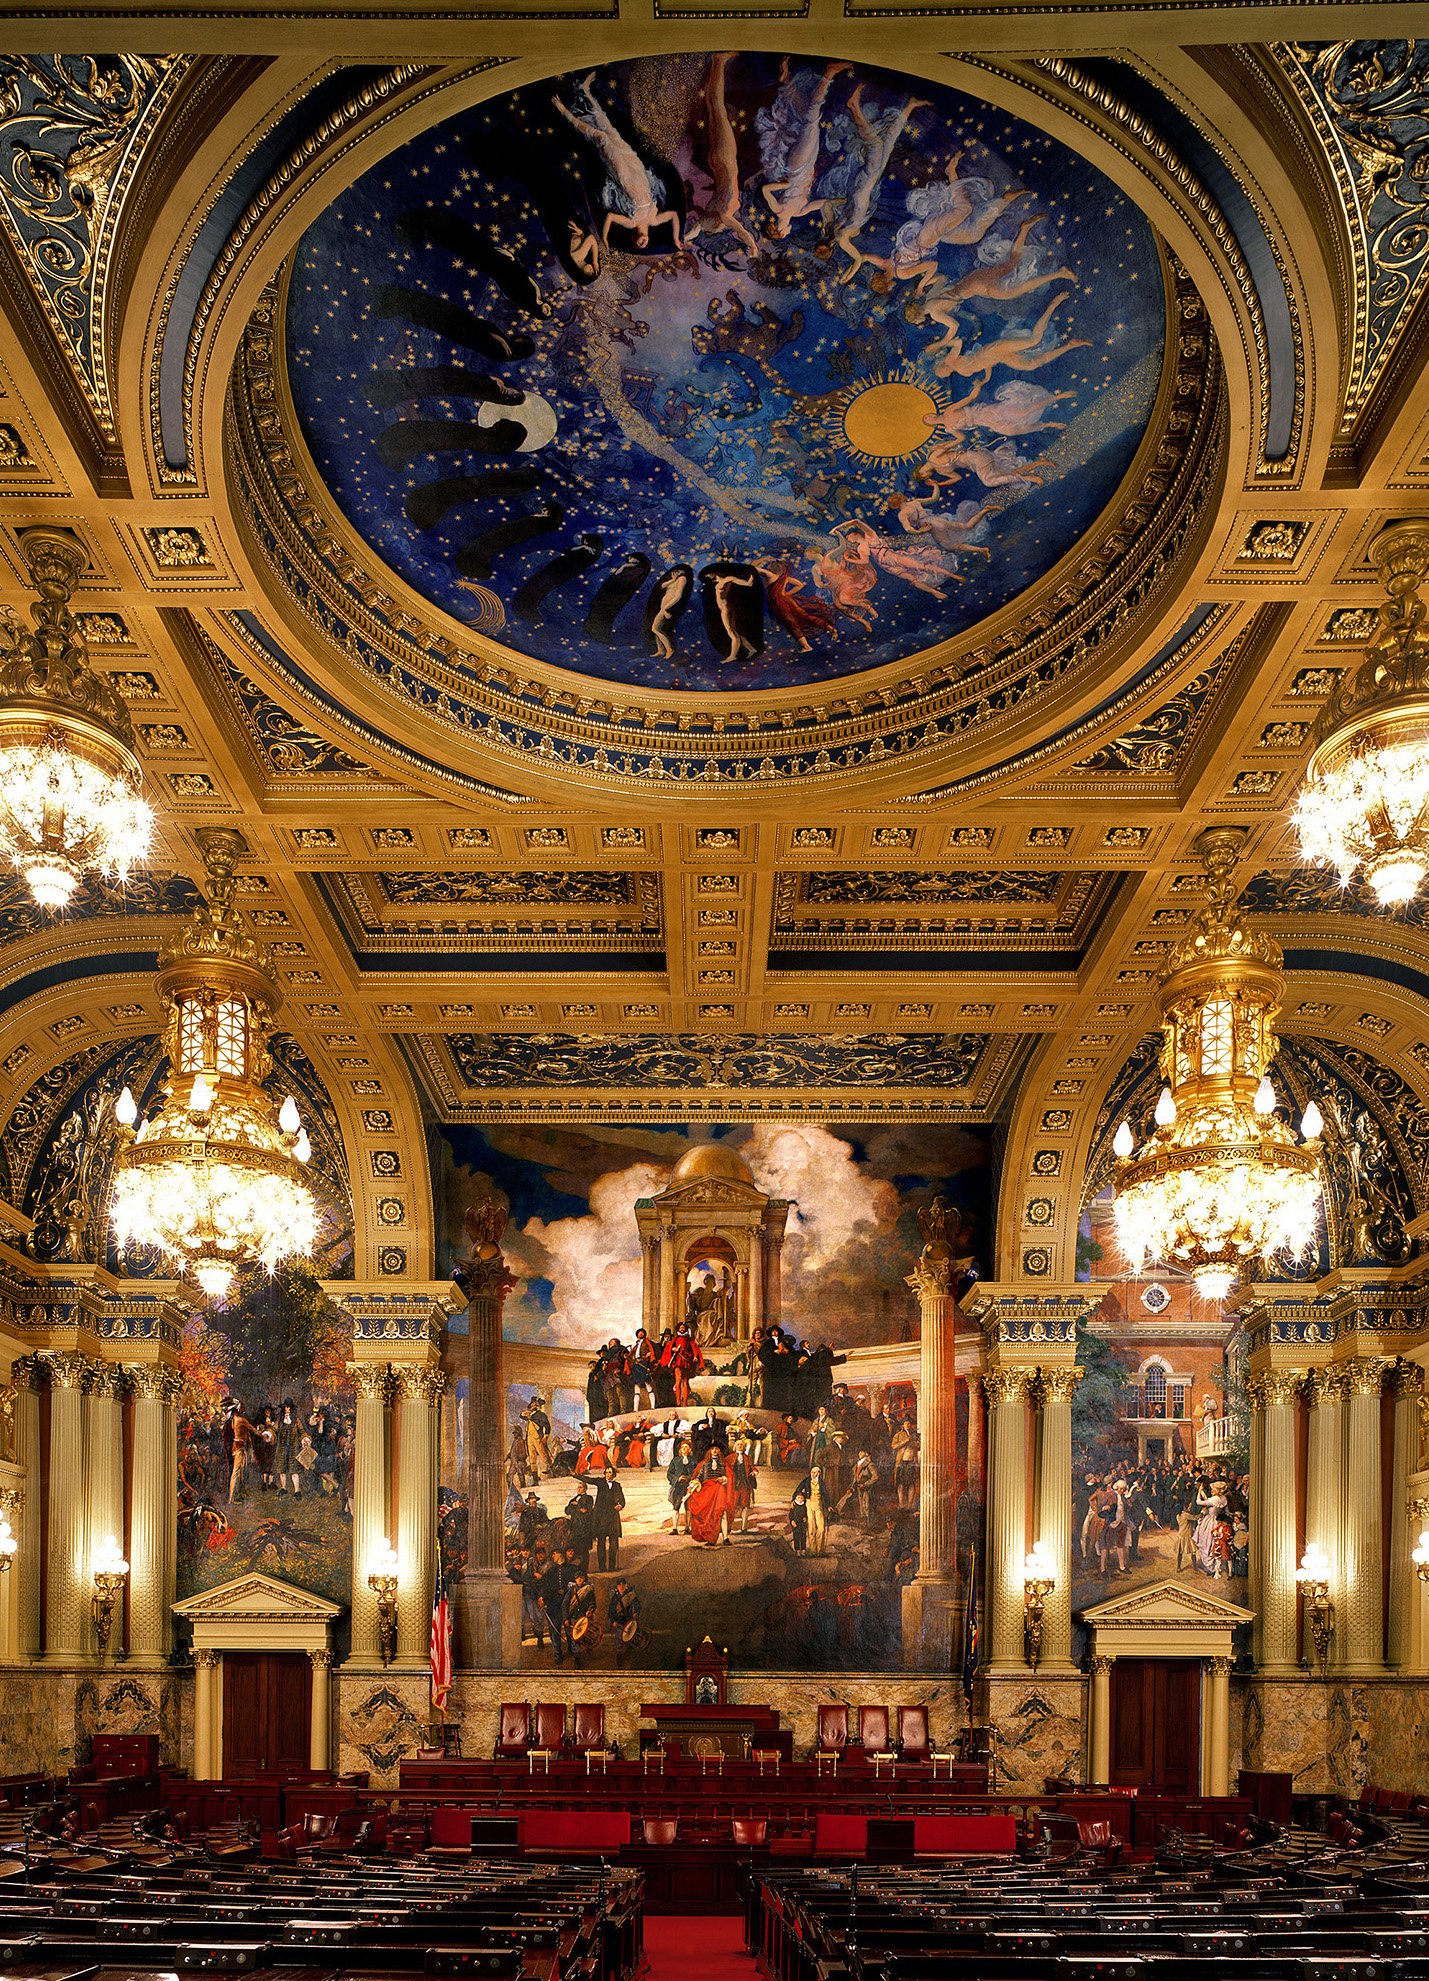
1111,826,1323,1301
1295,520,1429,907
109,828,318,1299
0,530,152,908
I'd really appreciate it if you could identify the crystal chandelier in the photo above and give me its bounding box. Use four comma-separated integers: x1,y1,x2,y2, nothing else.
1295,519,1429,907
1111,827,1324,1302
109,828,317,1299
0,530,152,908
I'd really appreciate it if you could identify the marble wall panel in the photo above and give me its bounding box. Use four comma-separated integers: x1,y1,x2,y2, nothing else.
1365,1681,1429,1794
982,1675,1085,1792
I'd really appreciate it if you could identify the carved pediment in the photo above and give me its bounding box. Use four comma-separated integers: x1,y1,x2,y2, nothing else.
1079,1576,1253,1628
662,1179,759,1205
173,1573,342,1624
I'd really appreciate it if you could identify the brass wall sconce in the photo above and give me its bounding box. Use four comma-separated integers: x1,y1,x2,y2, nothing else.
1295,1543,1335,1677
0,1512,16,1571
91,1535,129,1660
368,1540,399,1665
1023,1541,1056,1671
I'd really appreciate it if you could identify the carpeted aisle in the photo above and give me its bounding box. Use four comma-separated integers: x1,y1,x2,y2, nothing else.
644,1915,758,1981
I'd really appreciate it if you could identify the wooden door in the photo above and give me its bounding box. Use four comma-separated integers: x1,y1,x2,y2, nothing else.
222,1652,312,1775
1109,1658,1201,1792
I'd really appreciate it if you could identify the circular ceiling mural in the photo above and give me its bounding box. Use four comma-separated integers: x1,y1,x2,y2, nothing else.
285,54,1167,696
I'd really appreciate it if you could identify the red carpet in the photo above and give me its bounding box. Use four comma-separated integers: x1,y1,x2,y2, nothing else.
644,1915,756,1981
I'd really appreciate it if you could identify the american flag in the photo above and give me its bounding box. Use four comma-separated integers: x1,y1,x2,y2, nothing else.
429,1551,452,1718
960,1542,980,1709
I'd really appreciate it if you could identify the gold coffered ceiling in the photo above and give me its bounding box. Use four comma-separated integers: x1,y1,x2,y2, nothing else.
0,14,1423,1285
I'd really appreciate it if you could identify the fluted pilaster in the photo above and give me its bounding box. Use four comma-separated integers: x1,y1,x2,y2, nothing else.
1304,1366,1345,1669
44,1353,91,1661
1388,1362,1425,1670
348,1363,391,1664
1033,1366,1080,1672
1248,1369,1303,1673
128,1366,180,1663
396,1365,443,1667
1340,1359,1386,1674
88,1365,126,1660
984,1365,1033,1673
12,1360,41,1660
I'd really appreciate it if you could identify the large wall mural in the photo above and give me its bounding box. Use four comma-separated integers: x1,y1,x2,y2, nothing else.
435,1121,991,1669
176,1265,355,1615
286,54,1166,694
1070,1200,1249,1646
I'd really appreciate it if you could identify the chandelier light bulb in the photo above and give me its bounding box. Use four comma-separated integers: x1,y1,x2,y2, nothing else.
278,1095,301,1134
1253,1076,1276,1115
188,1073,215,1114
1300,1101,1324,1141
1113,1120,1135,1160
1153,1086,1176,1128
192,1258,236,1300
294,1128,312,1164
114,1085,137,1128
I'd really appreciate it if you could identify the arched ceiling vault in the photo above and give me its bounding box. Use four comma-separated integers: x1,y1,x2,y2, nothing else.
0,22,1423,1294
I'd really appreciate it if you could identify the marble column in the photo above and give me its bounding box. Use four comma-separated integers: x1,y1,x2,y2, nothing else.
396,1366,443,1667
12,1360,41,1661
1248,1370,1303,1674
1339,1359,1386,1674
348,1364,391,1665
44,1353,91,1662
308,1648,333,1769
965,1373,985,1503
1388,1362,1425,1670
88,1366,126,1659
193,1648,220,1779
460,1252,515,1666
1088,1654,1113,1785
901,1245,959,1669
985,1366,1033,1674
1032,1367,1080,1673
128,1367,180,1665
1304,1367,1345,1669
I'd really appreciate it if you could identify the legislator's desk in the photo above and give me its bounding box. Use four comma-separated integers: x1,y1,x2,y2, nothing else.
639,1703,790,1760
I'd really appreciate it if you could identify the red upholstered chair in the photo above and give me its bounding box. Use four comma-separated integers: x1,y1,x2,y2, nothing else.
495,1704,531,1759
732,1818,768,1847
898,1705,930,1761
815,1703,848,1755
299,1812,337,1845
643,1818,678,1846
859,1705,891,1755
1076,1818,1124,1866
533,1701,567,1754
572,1703,606,1753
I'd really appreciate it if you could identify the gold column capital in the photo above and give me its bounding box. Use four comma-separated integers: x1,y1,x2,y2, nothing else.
43,1349,94,1391
983,1366,1035,1408
349,1362,392,1402
1090,1654,1114,1676
1207,1655,1234,1677
1308,1365,1348,1405
1037,1366,1083,1406
127,1364,184,1403
1247,1369,1305,1408
395,1365,446,1405
308,1647,334,1670
1390,1358,1426,1400
1341,1357,1388,1398
193,1647,221,1669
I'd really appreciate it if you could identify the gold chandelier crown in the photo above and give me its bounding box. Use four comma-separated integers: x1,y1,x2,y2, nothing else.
1308,521,1429,746
0,533,139,747
1162,825,1284,980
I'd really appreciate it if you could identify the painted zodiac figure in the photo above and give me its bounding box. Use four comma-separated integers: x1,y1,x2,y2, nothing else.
923,378,1074,440
864,159,1032,289
807,529,879,628
908,217,1075,323
553,74,686,251
922,290,1090,381
757,59,850,238
687,54,758,255
834,518,961,598
914,437,1048,494
891,494,996,556
821,84,931,283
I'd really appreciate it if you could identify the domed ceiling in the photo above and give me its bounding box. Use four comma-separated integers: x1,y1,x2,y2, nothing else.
284,54,1167,696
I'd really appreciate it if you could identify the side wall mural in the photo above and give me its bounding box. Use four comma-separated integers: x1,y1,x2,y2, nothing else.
1071,1197,1249,1644
434,1121,993,1670
176,1265,356,1614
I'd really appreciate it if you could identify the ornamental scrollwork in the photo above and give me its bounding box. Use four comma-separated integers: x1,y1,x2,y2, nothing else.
0,56,189,441
444,1031,990,1093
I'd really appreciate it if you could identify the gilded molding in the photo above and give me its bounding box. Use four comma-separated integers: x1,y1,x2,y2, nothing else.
349,1362,392,1402
1246,1369,1304,1408
1340,1356,1388,1398
1037,1366,1083,1406
395,1364,445,1405
983,1366,1035,1408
